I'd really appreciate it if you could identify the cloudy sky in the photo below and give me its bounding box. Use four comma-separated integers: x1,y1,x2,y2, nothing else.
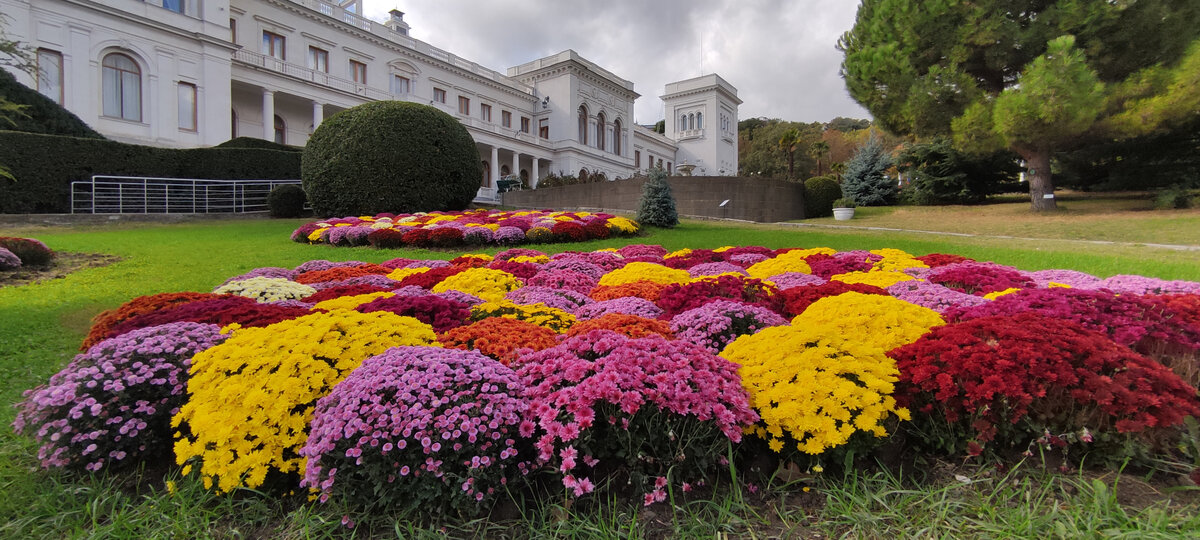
361,0,871,125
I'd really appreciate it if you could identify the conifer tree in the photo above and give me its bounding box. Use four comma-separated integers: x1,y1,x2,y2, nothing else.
637,167,678,228
841,135,895,206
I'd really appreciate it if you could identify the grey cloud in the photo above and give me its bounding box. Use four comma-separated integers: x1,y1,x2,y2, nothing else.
365,0,870,123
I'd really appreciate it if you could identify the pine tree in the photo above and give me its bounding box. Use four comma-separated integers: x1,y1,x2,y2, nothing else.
637,167,678,228
841,134,895,206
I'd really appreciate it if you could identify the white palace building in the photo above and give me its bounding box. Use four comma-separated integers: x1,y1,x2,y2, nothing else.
1,0,741,203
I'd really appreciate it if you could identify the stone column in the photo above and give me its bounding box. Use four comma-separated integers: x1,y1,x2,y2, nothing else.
532,158,540,189
511,152,520,182
489,146,499,188
312,100,324,131
262,89,275,141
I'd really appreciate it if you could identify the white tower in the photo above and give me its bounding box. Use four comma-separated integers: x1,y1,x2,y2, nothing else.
661,74,741,176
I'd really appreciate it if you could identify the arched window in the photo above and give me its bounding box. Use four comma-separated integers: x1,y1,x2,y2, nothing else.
273,115,286,144
679,114,687,132
696,112,703,130
519,169,529,184
612,118,622,156
577,105,588,145
688,113,695,131
481,161,491,187
231,109,238,138
500,165,511,177
596,112,606,151
102,53,141,121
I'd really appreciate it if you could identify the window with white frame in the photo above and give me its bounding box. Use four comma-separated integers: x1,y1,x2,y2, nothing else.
102,52,141,121
262,31,285,60
36,48,63,105
349,60,367,84
308,47,329,73
391,74,410,95
480,103,492,122
177,82,197,131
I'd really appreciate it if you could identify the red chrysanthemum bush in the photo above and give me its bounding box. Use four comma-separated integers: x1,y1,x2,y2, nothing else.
589,281,670,302
566,313,674,340
927,262,1034,296
778,281,887,317
303,284,392,303
395,265,468,289
551,221,588,242
439,317,559,364
295,264,391,285
82,292,229,350
486,260,540,279
366,228,407,248
655,275,786,320
915,253,975,267
890,312,1200,458
105,298,310,338
357,294,472,333
663,249,724,269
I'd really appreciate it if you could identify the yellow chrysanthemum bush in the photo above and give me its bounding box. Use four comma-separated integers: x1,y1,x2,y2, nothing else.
721,326,910,457
829,270,915,289
212,277,316,303
311,291,394,311
870,248,930,273
470,300,576,333
172,310,440,493
745,248,833,279
431,267,523,302
791,292,945,353
597,262,692,287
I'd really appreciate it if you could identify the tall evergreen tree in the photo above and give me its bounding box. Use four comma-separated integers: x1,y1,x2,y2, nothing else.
839,0,1200,211
637,167,678,228
841,134,895,206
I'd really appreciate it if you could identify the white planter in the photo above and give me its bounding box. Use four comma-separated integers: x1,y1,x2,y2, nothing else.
833,207,855,221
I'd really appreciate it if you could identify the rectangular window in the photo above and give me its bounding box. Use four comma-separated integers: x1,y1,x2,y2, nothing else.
350,60,367,84
308,47,328,73
36,48,63,105
458,96,470,115
230,18,236,43
667,162,672,173
501,110,511,128
177,82,197,131
520,117,530,133
391,75,410,95
634,150,640,168
480,104,492,122
163,0,184,13
433,87,446,103
262,31,285,60
538,118,549,139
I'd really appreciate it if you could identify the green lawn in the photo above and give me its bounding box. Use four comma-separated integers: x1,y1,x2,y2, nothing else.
2,216,1199,538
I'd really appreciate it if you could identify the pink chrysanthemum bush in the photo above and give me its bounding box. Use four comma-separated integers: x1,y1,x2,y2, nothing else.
669,300,790,354
301,347,529,515
890,313,1200,458
15,323,227,472
514,331,758,502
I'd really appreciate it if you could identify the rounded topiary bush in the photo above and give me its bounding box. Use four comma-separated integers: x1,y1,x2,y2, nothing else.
266,184,308,218
302,101,482,216
804,175,843,218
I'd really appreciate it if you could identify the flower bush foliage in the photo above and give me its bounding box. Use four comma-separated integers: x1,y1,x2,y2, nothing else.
293,210,638,248
19,242,1200,515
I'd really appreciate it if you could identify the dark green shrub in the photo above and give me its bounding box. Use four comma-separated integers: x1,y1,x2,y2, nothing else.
803,175,843,218
0,68,102,139
1154,184,1196,209
897,138,1021,205
842,134,896,206
267,184,308,217
215,137,301,152
0,131,301,213
0,237,54,266
637,168,678,228
302,101,481,216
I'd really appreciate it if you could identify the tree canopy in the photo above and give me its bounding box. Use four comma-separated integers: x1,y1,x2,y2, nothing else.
840,0,1200,211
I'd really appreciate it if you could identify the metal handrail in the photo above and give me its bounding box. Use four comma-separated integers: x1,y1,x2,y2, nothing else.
71,176,303,214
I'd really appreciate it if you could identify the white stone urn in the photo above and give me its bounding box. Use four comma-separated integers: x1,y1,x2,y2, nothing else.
832,207,855,221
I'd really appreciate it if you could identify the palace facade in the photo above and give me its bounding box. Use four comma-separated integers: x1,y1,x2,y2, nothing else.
1,0,740,202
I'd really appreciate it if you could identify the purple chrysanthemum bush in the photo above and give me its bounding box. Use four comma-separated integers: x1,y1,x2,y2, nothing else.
11,242,1200,519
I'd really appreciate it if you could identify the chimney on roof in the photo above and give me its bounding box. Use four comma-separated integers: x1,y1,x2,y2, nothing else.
386,9,411,36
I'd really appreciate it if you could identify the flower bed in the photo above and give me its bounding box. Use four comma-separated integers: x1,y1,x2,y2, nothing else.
293,209,640,248
14,244,1200,516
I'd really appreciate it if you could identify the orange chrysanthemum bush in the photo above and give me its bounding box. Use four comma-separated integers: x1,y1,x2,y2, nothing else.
439,317,559,364
82,292,228,350
566,313,674,340
172,311,439,493
890,313,1200,460
589,281,670,302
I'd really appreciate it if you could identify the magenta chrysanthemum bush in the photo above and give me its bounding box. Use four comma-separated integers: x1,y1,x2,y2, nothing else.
505,286,593,312
14,323,226,471
514,331,758,499
301,347,528,514
294,210,638,248
572,296,664,321
928,261,1035,296
670,300,790,353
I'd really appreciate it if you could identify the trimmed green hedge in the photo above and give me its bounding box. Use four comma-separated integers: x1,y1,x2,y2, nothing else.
804,175,843,218
0,68,103,139
0,131,301,213
215,137,302,152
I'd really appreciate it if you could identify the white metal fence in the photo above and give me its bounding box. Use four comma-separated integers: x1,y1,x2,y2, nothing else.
71,176,303,214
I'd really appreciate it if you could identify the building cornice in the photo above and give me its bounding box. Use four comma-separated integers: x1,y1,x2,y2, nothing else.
515,60,640,101
53,0,239,53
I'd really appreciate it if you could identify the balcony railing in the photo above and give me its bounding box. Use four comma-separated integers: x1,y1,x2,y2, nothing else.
233,49,393,101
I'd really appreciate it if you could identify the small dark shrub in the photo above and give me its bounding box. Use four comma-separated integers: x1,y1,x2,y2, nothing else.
0,237,54,266
302,101,482,216
803,175,843,218
266,184,307,218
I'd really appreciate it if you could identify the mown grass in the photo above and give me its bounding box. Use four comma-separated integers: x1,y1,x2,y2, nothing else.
2,215,1199,537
